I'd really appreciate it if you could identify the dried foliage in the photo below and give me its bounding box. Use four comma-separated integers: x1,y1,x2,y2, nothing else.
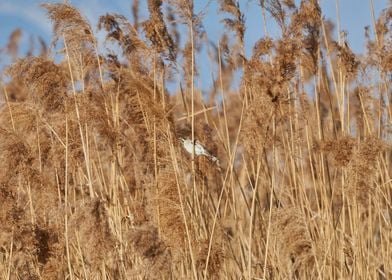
42,3,99,84
219,0,245,48
0,1,391,279
347,137,387,207
270,206,317,278
98,13,147,58
7,57,68,111
6,29,22,61
142,0,176,61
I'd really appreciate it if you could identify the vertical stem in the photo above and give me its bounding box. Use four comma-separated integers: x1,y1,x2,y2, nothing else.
188,15,198,280
6,230,13,280
335,0,341,45
64,113,73,280
203,168,231,279
169,131,198,280
335,0,345,133
262,116,276,280
63,34,94,198
190,20,195,164
2,84,15,132
153,57,161,237
259,0,269,38
248,162,261,280
218,42,231,156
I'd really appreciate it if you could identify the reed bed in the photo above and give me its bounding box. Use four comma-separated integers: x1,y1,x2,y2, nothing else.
0,1,391,279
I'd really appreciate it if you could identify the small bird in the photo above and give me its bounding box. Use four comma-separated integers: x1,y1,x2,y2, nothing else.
179,137,220,167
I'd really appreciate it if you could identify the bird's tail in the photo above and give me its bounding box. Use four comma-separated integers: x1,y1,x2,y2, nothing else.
207,154,221,169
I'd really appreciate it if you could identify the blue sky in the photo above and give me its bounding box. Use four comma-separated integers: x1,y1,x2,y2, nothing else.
0,0,389,91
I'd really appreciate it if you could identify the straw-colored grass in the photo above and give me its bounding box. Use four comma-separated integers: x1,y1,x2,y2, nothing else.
0,1,391,279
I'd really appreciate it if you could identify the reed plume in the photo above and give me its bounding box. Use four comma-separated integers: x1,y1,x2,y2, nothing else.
0,1,391,279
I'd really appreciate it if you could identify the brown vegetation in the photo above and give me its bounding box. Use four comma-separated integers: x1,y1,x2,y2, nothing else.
0,1,391,279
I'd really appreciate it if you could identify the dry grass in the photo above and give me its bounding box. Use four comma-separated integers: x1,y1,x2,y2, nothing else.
0,1,391,279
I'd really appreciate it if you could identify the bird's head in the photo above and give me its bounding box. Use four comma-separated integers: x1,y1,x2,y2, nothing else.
179,137,186,144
